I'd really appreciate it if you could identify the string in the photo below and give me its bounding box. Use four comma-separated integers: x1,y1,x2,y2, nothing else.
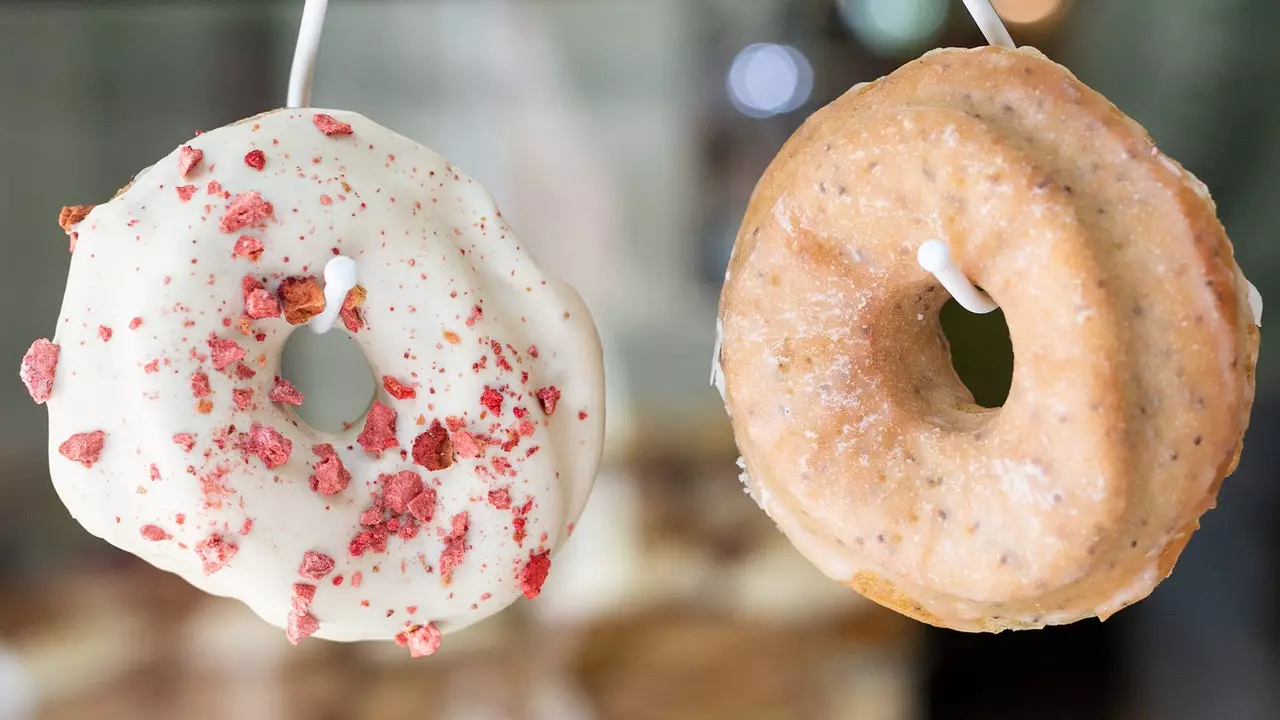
287,0,330,108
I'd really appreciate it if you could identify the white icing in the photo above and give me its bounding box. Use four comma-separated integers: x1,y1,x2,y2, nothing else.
1247,277,1263,327
46,108,606,643
917,239,998,314
710,318,727,406
307,255,357,335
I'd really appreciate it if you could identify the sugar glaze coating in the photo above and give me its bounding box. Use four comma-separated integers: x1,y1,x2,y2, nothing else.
41,108,605,645
717,47,1258,631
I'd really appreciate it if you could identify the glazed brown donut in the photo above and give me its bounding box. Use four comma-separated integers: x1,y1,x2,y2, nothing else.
715,46,1259,631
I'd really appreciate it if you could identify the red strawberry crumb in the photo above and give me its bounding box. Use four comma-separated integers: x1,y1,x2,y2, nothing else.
536,387,561,416
452,429,485,459
340,285,366,333
512,515,528,547
233,388,254,410
445,416,467,432
487,488,512,510
173,433,196,452
398,520,420,540
190,371,211,398
243,423,292,469
278,276,326,324
209,337,246,371
219,191,274,233
309,444,350,495
292,583,316,610
465,305,483,327
176,185,197,202
411,419,453,471
439,512,469,584
579,411,588,420
395,623,442,658
527,345,540,358
59,205,94,231
298,551,336,580
178,145,203,178
480,386,504,416
19,338,59,404
359,507,383,526
244,149,266,170
233,235,264,261
150,464,162,481
98,326,112,341
244,288,281,319
235,363,257,379
406,489,437,524
207,180,224,196
140,525,171,542
270,378,304,406
357,400,399,453
519,551,552,599
195,533,238,574
348,529,388,557
59,431,105,467
381,470,424,514
351,571,363,588
313,113,354,136
512,406,528,419
286,610,320,645
382,375,416,400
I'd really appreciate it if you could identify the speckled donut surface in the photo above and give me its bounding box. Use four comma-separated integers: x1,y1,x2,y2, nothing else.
716,47,1258,631
27,108,605,650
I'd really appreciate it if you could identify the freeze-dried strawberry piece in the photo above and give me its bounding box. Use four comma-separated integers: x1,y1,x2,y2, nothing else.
382,375,416,400
233,388,254,410
536,386,561,416
286,610,320,645
244,149,266,170
233,235,264,261
59,431,105,467
519,551,552,599
243,423,292,469
219,191,274,233
394,623,442,658
278,276,325,324
480,386,504,416
381,471,424,514
452,429,485,459
208,337,246,371
176,185,197,202
173,433,196,452
411,419,453,471
313,113,354,136
195,533,238,574
291,582,316,611
357,401,399,454
19,338,58,404
269,378,304,406
438,512,469,584
340,286,366,332
139,525,171,542
406,489,437,524
309,443,350,495
190,371,211,398
58,205,93,232
298,551,335,581
244,288,281,319
487,487,512,510
178,145,203,178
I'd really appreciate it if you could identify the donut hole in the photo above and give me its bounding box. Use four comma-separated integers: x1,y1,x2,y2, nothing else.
279,328,377,433
939,297,1013,408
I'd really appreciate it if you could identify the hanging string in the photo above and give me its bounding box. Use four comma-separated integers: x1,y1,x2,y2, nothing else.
287,0,330,108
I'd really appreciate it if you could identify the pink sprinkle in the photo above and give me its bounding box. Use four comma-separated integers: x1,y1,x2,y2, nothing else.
176,184,197,202
357,400,399,454
269,378,305,406
313,113,354,136
244,149,266,170
243,422,292,469
219,191,275,233
177,145,203,178
309,443,350,495
195,533,238,575
58,431,105,467
381,470,424,514
208,337,246,371
519,551,552,599
139,525,171,542
298,551,336,581
19,338,59,404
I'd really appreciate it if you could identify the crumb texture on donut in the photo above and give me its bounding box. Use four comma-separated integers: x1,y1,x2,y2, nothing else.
40,108,606,646
718,46,1258,631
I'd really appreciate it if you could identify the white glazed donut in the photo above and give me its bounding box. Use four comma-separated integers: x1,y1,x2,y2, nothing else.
23,108,605,653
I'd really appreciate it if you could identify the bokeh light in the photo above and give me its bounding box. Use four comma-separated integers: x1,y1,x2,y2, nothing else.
991,0,1067,26
726,43,814,119
839,0,949,56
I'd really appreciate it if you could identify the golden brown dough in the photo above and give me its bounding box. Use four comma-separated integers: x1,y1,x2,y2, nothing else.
716,46,1258,632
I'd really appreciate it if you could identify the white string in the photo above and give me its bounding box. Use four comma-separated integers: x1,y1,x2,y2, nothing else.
287,0,330,108
915,1,1015,313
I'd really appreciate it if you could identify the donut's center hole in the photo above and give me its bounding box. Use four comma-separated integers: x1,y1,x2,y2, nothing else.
939,297,1013,408
279,329,376,433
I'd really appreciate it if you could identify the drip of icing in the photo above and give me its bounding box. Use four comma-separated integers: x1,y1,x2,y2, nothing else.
917,240,998,314
1247,278,1263,327
307,255,357,335
710,318,727,406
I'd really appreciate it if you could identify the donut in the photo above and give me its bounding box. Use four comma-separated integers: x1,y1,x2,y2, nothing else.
714,47,1259,631
21,108,605,651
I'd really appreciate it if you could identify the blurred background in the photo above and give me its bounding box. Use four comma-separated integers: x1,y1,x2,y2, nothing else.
1,0,1277,718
